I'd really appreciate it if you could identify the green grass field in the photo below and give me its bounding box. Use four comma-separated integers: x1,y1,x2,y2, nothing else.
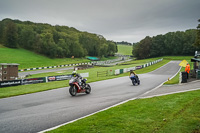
117,44,133,55
0,44,130,69
47,89,200,133
0,46,90,69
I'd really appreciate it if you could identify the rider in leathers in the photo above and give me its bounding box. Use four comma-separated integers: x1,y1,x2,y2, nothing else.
72,71,86,88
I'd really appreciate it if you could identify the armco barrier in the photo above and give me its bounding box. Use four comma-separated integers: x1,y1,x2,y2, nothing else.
115,69,120,75
123,68,128,73
136,66,142,69
114,58,163,75
128,67,136,71
19,62,92,72
18,57,124,72
120,69,124,74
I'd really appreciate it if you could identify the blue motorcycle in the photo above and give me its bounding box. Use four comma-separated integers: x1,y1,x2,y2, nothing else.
130,75,140,86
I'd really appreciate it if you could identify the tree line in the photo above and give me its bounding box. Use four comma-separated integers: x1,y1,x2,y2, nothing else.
132,28,200,59
0,18,117,58
194,19,200,48
116,41,132,45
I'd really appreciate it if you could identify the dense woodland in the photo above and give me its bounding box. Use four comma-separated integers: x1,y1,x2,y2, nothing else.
133,24,200,59
0,18,117,58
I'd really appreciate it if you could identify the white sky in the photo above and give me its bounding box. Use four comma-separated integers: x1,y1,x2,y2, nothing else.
0,0,200,43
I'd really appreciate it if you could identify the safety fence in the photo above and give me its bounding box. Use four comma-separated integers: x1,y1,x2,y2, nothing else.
114,58,163,75
18,62,92,72
98,58,163,76
18,57,126,72
92,57,128,66
0,72,89,88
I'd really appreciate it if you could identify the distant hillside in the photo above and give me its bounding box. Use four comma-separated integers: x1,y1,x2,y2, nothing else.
0,45,90,69
0,18,117,58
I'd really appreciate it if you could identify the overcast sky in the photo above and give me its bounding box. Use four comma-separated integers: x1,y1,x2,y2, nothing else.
0,0,199,43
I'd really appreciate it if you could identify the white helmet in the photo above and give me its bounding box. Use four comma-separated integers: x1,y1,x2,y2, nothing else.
72,71,77,76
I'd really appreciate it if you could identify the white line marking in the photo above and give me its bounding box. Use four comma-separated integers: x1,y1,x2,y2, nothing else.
139,88,200,99
139,62,182,97
38,97,137,133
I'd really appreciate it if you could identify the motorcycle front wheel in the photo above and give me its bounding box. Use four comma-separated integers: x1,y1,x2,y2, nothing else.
85,84,91,94
69,85,77,96
132,79,136,86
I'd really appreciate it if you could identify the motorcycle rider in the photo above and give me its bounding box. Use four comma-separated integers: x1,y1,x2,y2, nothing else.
129,70,138,83
71,71,85,88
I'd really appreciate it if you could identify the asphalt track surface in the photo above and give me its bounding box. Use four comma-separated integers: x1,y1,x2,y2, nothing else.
0,61,181,133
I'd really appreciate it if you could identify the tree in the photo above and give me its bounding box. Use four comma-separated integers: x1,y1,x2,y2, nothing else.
40,32,57,58
194,19,200,48
107,41,117,56
4,21,18,48
150,35,166,57
57,38,70,57
33,34,42,53
183,29,197,55
137,36,152,59
132,43,139,58
0,21,4,44
19,26,36,50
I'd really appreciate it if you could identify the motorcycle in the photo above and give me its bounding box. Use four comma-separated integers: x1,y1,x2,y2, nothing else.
130,75,140,86
69,76,91,96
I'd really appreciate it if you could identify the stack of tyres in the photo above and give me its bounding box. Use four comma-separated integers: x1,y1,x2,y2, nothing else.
181,72,187,83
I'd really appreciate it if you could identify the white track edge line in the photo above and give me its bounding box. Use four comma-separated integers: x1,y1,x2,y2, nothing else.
139,65,182,97
139,88,200,99
38,98,137,133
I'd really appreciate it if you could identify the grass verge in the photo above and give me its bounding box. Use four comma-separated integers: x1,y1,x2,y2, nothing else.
46,90,200,133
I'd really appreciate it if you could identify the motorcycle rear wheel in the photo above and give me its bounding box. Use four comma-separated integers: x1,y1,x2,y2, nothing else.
69,85,77,96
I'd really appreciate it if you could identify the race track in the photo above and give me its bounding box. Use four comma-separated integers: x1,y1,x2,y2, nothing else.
0,61,181,133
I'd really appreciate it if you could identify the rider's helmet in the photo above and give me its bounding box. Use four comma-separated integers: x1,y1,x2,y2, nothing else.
72,71,77,77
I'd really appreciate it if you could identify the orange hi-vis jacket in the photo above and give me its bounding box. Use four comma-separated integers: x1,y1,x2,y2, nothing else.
185,64,190,73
